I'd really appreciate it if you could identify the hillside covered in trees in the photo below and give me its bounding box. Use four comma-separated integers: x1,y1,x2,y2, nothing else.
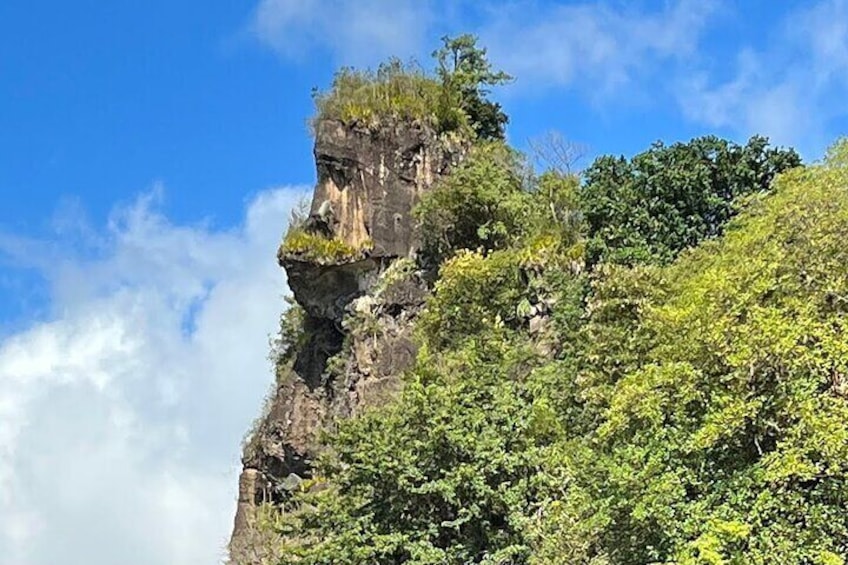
230,36,847,565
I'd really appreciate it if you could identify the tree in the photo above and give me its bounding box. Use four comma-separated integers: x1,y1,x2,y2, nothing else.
535,142,848,563
433,34,513,140
581,135,802,266
528,131,588,175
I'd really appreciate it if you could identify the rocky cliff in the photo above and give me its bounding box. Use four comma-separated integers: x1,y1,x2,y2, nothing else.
228,118,466,561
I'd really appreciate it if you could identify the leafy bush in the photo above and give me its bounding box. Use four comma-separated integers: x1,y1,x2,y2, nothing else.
530,170,585,248
415,142,533,266
268,297,306,367
278,228,372,265
417,249,527,351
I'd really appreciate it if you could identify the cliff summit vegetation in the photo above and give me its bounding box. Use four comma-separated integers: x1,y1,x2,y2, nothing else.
237,35,848,565
311,35,511,140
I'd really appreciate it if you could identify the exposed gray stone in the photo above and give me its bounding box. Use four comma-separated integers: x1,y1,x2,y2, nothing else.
229,118,467,562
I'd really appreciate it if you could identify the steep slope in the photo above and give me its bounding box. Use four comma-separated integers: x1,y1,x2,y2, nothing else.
532,142,848,563
228,117,466,560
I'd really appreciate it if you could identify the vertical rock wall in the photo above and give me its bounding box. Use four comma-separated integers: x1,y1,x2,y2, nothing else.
228,118,466,561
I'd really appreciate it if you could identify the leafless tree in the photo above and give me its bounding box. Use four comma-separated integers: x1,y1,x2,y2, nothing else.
528,130,589,175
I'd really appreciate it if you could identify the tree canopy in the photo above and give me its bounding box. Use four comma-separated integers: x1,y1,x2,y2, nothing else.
581,135,801,265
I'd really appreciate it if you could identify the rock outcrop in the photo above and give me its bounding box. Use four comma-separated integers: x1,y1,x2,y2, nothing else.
228,119,466,561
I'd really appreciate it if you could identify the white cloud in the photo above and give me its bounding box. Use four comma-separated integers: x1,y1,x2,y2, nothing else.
251,0,436,65
480,0,721,98
0,185,309,564
678,0,848,155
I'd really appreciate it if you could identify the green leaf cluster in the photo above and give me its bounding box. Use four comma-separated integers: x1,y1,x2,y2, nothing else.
414,142,532,266
582,135,801,266
279,228,372,265
433,34,513,140
415,142,585,268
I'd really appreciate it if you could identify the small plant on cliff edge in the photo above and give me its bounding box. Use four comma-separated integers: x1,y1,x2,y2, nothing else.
268,297,306,367
279,228,373,265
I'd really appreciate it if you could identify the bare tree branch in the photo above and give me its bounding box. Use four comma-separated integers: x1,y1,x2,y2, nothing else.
528,131,589,175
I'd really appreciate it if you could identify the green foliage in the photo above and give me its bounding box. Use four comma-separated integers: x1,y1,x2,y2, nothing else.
532,170,585,248
534,140,848,563
582,135,801,266
269,297,306,367
312,36,510,139
418,235,583,354
267,228,588,564
414,142,588,269
418,248,527,351
311,58,464,133
372,257,418,298
433,34,513,140
414,142,534,266
279,228,372,265
275,336,553,564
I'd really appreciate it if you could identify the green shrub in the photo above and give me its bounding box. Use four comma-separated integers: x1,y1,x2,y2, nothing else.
418,248,527,351
268,297,306,367
415,142,533,266
278,228,372,265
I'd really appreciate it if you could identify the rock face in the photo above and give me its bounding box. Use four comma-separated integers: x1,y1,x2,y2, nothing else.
310,119,461,258
228,118,466,562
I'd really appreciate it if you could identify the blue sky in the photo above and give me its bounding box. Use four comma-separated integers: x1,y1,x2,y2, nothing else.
1,1,847,563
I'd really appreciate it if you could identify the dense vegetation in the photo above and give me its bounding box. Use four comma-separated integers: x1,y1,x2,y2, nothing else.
312,35,510,140
581,135,801,266
260,38,848,565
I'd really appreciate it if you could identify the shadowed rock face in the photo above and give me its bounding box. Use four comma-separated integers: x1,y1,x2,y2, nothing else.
283,257,381,323
228,119,467,563
277,119,464,325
